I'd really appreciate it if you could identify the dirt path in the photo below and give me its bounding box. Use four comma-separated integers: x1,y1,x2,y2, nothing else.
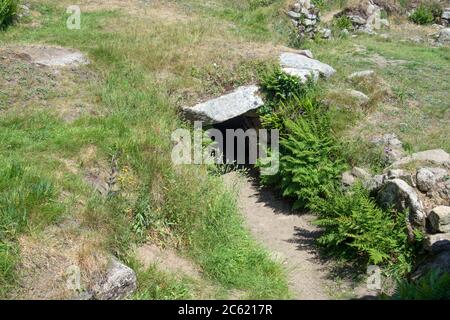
224,173,370,300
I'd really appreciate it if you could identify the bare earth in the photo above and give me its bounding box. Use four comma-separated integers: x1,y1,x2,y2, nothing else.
224,172,374,300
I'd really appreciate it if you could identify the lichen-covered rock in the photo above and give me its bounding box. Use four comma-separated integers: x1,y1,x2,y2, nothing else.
182,85,263,125
365,174,386,193
428,206,450,233
417,168,436,193
377,179,425,226
92,258,137,300
280,52,336,78
437,28,450,44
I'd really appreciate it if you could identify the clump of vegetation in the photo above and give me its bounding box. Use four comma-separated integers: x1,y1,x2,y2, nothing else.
311,184,422,277
257,68,421,278
261,101,345,209
391,270,450,300
0,0,18,29
409,3,441,25
258,68,316,129
332,16,353,32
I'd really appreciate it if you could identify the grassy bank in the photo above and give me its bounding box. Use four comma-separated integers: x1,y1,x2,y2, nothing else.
0,0,290,299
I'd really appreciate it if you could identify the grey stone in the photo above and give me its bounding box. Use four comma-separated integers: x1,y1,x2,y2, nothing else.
377,179,425,226
282,68,319,83
279,52,336,78
342,171,356,187
427,168,449,181
365,174,385,193
372,133,403,148
352,167,371,180
392,149,450,168
416,168,436,192
296,49,314,59
442,8,450,20
413,251,450,280
287,11,301,19
424,233,450,253
349,15,367,25
428,206,450,233
437,28,450,44
346,89,369,105
92,258,137,300
303,18,316,26
412,251,450,280
348,70,375,81
321,28,332,39
183,85,263,125
387,169,415,186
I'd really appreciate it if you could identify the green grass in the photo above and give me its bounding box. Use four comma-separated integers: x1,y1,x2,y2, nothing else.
0,0,289,299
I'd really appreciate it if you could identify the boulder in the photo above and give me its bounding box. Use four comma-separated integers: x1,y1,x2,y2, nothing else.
182,85,263,125
279,52,336,78
91,259,137,300
377,179,425,226
437,28,450,44
416,168,436,193
428,206,450,233
424,233,450,253
392,149,450,168
413,251,450,280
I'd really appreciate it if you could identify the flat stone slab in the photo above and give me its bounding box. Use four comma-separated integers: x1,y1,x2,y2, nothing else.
392,149,450,168
279,52,336,78
183,85,263,125
15,45,89,67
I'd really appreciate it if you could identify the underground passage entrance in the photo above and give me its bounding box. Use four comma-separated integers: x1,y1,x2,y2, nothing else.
207,113,271,169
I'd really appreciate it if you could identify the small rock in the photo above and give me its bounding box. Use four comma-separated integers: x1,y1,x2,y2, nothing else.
296,49,314,59
365,174,385,193
352,167,371,180
342,171,356,187
424,233,450,253
437,28,450,44
417,168,436,192
92,258,137,300
320,28,332,39
287,11,301,19
346,89,369,105
428,206,450,233
377,179,425,227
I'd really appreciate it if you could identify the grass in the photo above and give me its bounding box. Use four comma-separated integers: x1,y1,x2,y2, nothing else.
0,0,290,299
